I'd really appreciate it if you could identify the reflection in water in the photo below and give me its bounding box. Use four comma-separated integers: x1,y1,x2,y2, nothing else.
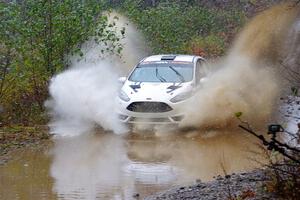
50,131,265,199
50,133,178,199
50,134,129,199
0,131,266,200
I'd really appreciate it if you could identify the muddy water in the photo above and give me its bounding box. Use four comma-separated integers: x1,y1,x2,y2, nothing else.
0,131,267,200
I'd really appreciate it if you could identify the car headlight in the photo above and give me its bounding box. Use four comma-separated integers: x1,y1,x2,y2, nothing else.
170,91,193,103
118,90,130,102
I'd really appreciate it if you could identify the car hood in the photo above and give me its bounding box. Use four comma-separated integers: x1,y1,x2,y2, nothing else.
121,81,193,102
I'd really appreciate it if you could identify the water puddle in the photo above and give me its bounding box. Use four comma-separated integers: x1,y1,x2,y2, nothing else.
0,131,267,199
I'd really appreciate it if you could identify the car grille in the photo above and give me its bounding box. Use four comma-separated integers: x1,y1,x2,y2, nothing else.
129,117,171,123
126,102,173,113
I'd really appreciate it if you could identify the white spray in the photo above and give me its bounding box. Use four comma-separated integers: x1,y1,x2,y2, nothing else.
46,12,148,136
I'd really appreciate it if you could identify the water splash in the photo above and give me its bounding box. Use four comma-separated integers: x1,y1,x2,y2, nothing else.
46,12,148,136
181,2,300,129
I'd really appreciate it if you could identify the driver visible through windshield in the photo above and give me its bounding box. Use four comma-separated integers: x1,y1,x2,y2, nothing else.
129,61,194,83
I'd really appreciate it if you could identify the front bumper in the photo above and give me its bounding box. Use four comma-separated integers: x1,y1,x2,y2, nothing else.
117,99,186,124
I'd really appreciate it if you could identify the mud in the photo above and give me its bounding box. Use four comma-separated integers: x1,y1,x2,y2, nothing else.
0,131,267,200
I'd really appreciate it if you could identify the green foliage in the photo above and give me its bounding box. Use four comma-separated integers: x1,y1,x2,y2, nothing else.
291,87,298,96
119,0,245,55
235,112,243,118
0,0,121,125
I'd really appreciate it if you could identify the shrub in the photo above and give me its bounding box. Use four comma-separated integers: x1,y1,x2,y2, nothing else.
119,1,245,55
0,0,122,125
185,34,225,58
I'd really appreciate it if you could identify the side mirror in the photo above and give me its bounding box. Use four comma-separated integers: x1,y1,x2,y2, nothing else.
200,77,208,84
118,76,127,84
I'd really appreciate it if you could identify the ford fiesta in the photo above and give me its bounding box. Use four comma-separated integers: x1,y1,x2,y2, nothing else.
117,54,207,124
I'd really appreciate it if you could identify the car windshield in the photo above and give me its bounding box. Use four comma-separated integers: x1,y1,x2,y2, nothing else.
129,62,194,83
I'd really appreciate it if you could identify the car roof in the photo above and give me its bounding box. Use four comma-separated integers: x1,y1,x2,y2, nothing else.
141,54,201,63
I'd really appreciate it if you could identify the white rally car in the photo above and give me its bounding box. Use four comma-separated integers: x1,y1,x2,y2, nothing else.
117,54,207,125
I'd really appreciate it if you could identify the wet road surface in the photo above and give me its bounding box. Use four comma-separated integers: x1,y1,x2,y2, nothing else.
0,130,267,200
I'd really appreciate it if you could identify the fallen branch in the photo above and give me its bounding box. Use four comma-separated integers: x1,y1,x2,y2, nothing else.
239,125,300,164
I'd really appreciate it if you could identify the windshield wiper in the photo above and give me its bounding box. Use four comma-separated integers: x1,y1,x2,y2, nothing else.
169,66,185,83
156,68,167,82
